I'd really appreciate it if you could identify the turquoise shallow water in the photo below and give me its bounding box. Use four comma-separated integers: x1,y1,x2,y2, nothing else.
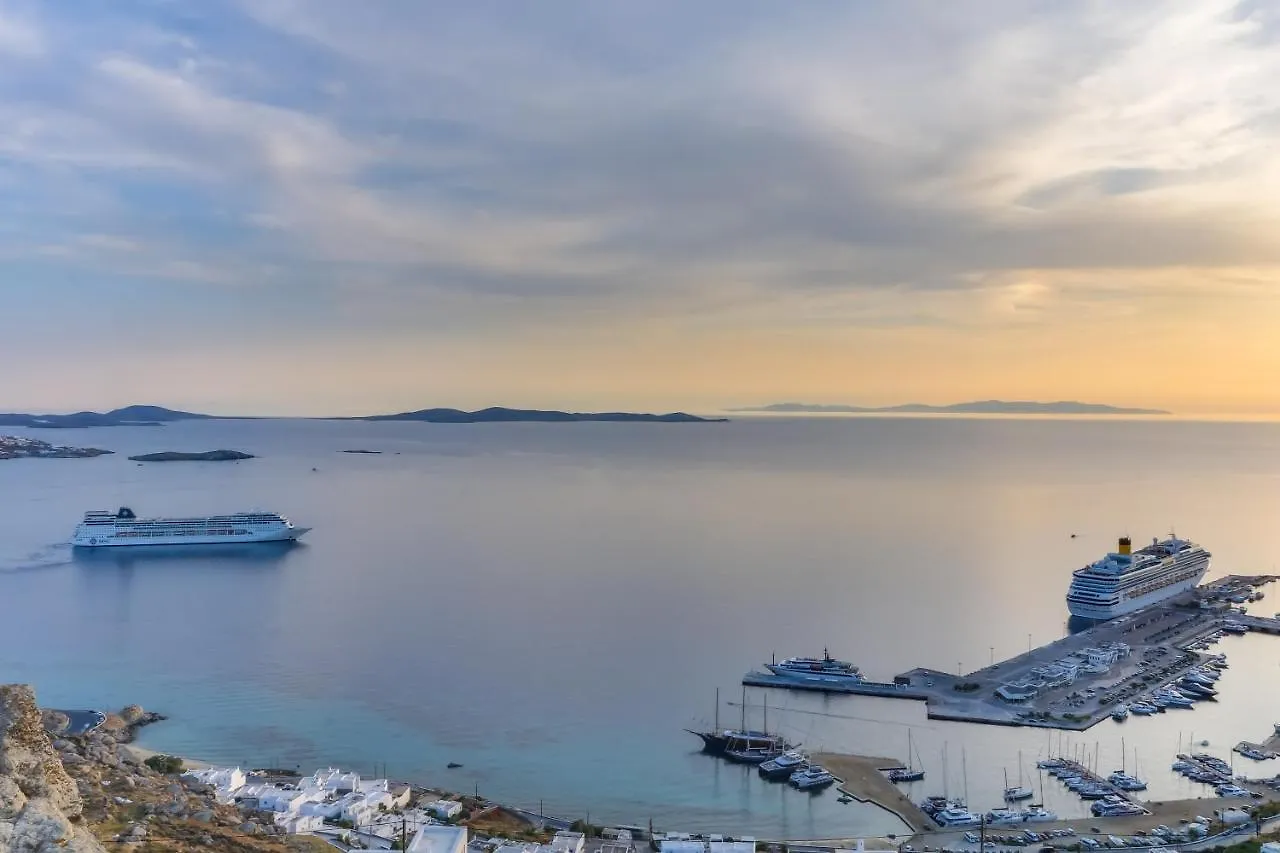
2,417,1279,838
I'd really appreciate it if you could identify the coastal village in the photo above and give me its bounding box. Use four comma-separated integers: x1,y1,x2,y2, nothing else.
0,435,111,460
6,671,1280,853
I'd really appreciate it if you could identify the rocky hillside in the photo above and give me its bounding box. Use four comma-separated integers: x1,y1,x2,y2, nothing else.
2,684,326,853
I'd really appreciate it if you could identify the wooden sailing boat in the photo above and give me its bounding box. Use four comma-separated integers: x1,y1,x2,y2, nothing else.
685,686,783,755
889,729,925,783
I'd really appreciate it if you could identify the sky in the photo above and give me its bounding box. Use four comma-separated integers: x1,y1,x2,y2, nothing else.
2,1,1280,416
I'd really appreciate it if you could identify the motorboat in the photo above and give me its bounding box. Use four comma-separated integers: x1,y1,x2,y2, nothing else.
1111,704,1129,721
759,750,807,780
986,807,1025,826
1022,806,1058,823
1130,703,1158,715
1178,680,1217,698
934,806,983,827
789,765,837,790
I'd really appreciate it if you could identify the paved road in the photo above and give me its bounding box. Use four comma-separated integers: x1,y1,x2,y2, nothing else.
56,709,106,736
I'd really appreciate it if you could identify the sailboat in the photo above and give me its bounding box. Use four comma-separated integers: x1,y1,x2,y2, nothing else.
686,687,786,755
889,730,926,783
1004,750,1033,801
723,694,787,763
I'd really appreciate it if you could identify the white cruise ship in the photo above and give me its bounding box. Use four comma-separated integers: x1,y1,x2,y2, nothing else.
1066,535,1210,620
71,507,309,547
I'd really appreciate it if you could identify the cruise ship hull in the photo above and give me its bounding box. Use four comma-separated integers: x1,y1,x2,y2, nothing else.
1066,571,1205,620
72,527,309,548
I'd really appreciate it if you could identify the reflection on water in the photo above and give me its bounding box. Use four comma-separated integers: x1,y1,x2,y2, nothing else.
71,541,303,569
1067,615,1103,635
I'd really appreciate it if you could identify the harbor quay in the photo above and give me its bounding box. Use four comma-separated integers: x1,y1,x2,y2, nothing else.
746,576,1278,731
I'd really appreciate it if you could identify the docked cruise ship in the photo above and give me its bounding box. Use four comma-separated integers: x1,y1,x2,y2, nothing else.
1066,535,1210,620
71,507,309,547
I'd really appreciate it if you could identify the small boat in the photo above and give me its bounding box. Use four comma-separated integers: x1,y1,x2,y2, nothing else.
1021,806,1058,823
985,807,1025,826
934,806,983,827
1004,786,1034,802
759,750,808,780
1178,680,1217,698
888,730,926,783
1111,704,1129,721
789,765,836,790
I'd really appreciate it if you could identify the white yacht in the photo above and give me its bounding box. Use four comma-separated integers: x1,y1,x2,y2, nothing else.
788,765,836,790
1022,806,1058,823
1066,535,1210,620
72,507,309,547
985,807,1026,826
766,649,864,683
1003,786,1034,801
934,806,983,827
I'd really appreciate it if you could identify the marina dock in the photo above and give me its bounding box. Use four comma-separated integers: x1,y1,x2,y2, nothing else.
744,575,1278,732
810,752,936,833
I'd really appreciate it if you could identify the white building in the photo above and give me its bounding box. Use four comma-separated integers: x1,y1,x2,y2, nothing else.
409,825,470,853
184,767,247,803
427,800,464,820
181,764,415,836
550,831,585,853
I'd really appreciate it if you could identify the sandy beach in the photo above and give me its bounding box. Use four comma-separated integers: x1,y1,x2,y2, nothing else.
120,742,210,771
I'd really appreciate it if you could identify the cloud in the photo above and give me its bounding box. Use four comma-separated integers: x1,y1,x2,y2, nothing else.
0,7,41,57
2,0,1280,410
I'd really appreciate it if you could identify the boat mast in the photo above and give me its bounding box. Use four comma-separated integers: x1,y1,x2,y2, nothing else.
714,687,720,732
763,695,768,735
942,743,949,798
741,685,747,733
962,747,970,806
907,729,913,772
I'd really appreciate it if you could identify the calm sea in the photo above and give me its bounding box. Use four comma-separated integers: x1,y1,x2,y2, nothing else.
2,416,1279,839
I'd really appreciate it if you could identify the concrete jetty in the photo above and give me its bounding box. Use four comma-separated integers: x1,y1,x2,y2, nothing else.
811,753,936,833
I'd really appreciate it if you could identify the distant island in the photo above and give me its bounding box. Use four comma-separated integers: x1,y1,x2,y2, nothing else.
0,405,212,429
733,400,1170,416
0,436,112,459
128,450,255,462
0,404,726,427
361,406,726,423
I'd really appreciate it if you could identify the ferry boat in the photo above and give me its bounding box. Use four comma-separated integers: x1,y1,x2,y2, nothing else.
71,507,309,547
1066,535,1210,620
765,649,864,684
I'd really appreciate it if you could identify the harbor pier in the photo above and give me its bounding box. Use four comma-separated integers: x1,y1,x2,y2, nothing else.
746,575,1277,732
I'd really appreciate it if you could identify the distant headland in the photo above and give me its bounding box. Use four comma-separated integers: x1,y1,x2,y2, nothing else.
360,406,725,423
0,405,212,429
733,400,1170,416
0,404,726,427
